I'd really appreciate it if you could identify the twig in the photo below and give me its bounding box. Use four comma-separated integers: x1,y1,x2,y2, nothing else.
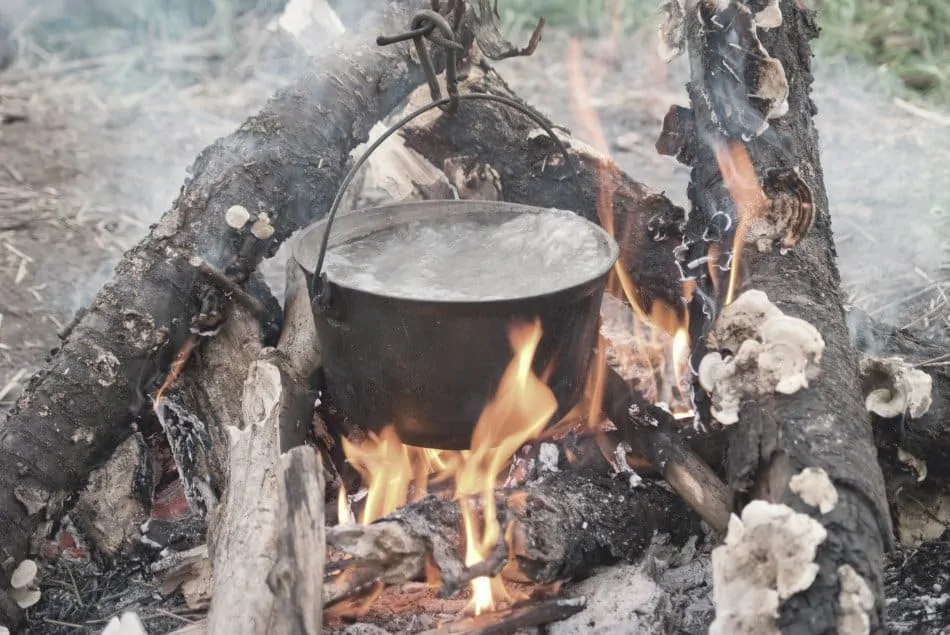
893,98,950,127
323,563,383,608
188,256,267,319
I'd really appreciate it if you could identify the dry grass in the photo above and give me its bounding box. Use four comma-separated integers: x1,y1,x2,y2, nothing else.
0,10,297,406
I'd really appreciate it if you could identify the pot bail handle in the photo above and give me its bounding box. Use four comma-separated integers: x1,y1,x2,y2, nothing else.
311,22,582,304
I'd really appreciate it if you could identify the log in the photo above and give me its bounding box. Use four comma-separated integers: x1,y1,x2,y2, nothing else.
0,0,506,615
669,1,892,632
266,448,327,635
326,467,701,604
398,54,687,320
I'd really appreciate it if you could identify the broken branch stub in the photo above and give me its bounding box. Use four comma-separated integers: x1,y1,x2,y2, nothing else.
847,309,950,488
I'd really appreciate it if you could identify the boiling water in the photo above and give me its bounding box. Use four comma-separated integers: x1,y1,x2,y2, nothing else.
323,209,615,301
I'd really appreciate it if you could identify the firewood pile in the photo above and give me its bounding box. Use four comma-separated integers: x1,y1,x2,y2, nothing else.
1,1,949,634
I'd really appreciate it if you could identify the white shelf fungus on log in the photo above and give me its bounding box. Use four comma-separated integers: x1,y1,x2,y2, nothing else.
250,212,276,240
225,204,251,230
837,565,874,635
698,290,824,425
859,355,933,420
754,0,782,29
710,500,827,635
9,559,41,609
789,467,838,514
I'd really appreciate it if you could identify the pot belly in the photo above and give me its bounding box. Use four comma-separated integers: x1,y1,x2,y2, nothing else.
314,282,606,450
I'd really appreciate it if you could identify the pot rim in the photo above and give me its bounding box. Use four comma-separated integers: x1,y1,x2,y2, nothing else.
292,200,620,305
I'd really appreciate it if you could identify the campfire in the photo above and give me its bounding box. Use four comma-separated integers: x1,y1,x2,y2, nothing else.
3,0,949,634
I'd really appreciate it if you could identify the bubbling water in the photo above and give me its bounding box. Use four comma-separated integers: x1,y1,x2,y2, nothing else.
323,209,615,301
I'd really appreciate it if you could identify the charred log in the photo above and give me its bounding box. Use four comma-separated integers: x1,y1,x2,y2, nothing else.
674,1,892,632
326,468,701,606
398,56,687,320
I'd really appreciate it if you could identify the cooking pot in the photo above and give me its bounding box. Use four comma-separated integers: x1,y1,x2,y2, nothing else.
292,94,619,450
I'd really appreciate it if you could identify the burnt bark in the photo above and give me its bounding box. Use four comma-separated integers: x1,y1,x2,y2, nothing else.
0,0,491,611
676,1,892,632
398,58,687,320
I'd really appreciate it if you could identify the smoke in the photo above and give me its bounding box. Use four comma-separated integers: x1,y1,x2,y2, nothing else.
0,0,308,317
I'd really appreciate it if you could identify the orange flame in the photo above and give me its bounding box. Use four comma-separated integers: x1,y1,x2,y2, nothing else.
340,318,557,614
566,39,693,419
456,318,557,613
714,142,768,305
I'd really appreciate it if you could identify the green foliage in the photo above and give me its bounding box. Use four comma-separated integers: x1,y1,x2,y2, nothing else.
498,0,950,100
811,0,949,96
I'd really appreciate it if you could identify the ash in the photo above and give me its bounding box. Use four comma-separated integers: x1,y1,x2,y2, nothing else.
323,209,612,301
28,557,195,634
885,530,950,633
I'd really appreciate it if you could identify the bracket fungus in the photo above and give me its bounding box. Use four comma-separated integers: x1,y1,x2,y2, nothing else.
789,467,838,514
699,290,824,425
749,0,782,29
748,168,815,252
837,565,875,635
250,212,275,240
859,355,933,420
710,500,827,635
224,204,251,230
9,559,41,609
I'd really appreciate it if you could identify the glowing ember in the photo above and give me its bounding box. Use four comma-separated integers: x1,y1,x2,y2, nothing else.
714,142,769,305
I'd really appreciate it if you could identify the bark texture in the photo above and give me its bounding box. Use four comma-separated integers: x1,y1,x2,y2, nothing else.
266,448,326,635
677,1,892,632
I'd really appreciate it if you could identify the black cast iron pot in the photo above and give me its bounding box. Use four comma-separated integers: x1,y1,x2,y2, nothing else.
293,200,619,450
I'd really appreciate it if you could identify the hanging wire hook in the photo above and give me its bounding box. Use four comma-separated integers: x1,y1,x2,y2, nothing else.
377,4,464,112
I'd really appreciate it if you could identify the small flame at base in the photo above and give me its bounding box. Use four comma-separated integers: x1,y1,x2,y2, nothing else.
340,318,557,614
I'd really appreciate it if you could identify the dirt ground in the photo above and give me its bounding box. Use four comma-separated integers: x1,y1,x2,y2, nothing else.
3,22,950,407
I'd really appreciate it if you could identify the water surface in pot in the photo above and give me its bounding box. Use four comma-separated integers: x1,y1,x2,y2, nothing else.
322,207,612,301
